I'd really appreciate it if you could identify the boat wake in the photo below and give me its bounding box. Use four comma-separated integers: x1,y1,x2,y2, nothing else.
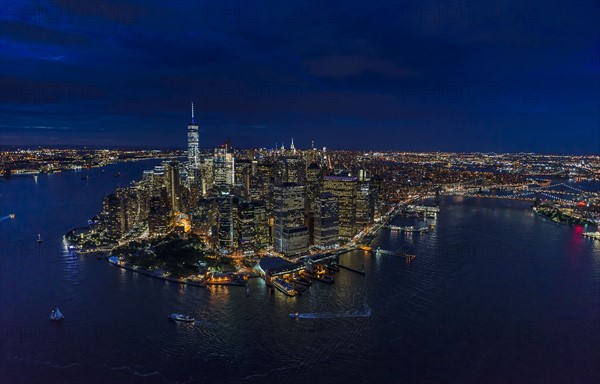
291,304,372,319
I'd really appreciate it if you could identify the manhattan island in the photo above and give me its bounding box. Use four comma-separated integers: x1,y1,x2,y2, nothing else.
64,104,600,295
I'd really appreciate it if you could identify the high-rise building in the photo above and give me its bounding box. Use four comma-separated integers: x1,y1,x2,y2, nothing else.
323,175,358,238
314,192,339,248
253,202,270,247
148,195,168,236
164,161,182,214
214,144,235,190
273,183,308,256
217,192,236,250
234,159,252,198
187,102,199,168
200,157,214,196
355,181,374,230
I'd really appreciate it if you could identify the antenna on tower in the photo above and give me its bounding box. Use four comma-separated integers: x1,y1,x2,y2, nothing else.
191,102,195,124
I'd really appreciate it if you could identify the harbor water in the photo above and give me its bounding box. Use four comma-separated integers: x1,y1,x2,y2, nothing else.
1,160,599,383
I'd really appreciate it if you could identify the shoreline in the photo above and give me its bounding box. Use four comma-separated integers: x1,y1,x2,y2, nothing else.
105,256,250,288
1,155,181,179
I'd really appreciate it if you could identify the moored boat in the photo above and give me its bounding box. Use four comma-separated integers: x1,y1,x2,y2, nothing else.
271,278,297,296
305,272,334,284
294,276,311,286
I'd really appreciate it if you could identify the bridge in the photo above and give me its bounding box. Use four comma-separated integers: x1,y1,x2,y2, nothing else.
441,180,594,204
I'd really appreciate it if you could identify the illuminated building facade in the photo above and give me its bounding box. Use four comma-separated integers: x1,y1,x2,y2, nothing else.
314,192,339,247
323,175,358,238
273,183,308,256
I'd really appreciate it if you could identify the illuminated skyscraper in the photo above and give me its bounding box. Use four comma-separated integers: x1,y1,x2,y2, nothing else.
164,161,182,213
214,143,235,190
323,175,358,238
187,102,199,168
314,192,339,248
273,183,308,256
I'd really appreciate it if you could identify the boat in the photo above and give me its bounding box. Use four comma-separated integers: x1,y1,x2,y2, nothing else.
294,276,311,286
305,271,334,284
50,307,64,321
271,278,297,296
37,234,42,243
168,313,195,322
289,312,300,318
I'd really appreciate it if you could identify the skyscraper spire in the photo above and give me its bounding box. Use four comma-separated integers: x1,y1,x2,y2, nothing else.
187,102,199,168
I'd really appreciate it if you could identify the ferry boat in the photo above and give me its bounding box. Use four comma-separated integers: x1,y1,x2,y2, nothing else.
271,278,297,296
168,313,195,322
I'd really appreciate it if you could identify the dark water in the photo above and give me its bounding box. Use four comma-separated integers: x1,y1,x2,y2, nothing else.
1,161,599,384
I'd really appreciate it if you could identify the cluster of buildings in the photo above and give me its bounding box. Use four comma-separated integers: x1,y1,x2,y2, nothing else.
99,104,381,257
0,148,182,176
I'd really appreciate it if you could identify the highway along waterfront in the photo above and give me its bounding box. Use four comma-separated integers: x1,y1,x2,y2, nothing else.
1,160,599,384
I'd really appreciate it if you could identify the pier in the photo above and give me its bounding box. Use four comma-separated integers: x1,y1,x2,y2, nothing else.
337,263,366,276
387,224,430,233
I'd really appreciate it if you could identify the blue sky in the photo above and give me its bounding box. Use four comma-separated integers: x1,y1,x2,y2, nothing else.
0,0,599,153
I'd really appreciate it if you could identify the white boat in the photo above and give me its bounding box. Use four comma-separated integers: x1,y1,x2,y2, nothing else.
168,313,195,323
50,307,64,321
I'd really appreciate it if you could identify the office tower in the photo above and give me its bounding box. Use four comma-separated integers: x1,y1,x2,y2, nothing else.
323,175,358,238
234,159,252,198
314,192,339,248
252,161,274,202
164,161,182,214
217,192,236,250
214,144,235,190
273,183,309,256
355,181,374,230
236,201,256,251
280,156,301,184
187,102,199,168
252,202,270,247
200,157,214,196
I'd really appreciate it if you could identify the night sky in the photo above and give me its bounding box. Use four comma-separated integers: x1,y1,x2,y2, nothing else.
1,0,599,153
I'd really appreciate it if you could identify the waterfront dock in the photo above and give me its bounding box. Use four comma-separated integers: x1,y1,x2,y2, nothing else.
583,231,600,240
107,259,207,288
337,263,365,276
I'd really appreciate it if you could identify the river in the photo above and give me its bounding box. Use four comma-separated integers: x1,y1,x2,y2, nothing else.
1,159,598,384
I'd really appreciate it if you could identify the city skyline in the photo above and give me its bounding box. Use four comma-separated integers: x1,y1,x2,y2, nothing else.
1,2,600,382
1,1,599,153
